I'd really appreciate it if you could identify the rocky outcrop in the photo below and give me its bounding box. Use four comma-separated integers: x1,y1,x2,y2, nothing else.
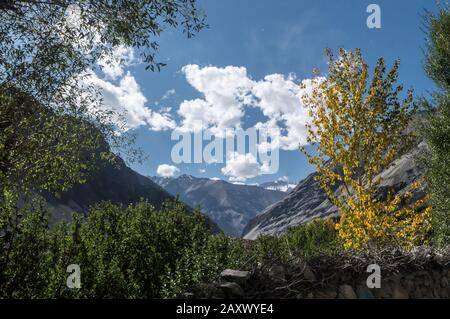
243,144,426,239
185,247,450,299
242,172,337,239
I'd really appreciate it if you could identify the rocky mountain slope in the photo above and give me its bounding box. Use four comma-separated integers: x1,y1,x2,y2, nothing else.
151,175,287,237
242,143,426,239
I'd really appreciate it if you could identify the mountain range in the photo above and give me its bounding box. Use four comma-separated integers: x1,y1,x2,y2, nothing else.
40,141,425,240
40,157,221,232
151,175,287,237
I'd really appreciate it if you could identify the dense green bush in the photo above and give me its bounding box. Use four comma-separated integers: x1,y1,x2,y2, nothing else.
250,219,342,264
422,5,450,246
284,218,342,257
0,196,51,298
0,198,227,298
0,196,342,298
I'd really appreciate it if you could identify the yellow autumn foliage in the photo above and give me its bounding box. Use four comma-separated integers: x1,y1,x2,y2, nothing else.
301,48,431,250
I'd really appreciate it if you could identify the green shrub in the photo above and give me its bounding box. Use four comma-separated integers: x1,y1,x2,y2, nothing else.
284,218,342,257
0,196,51,298
48,200,227,298
1,195,343,298
1,197,255,298
252,234,289,264
422,6,450,246
249,219,342,264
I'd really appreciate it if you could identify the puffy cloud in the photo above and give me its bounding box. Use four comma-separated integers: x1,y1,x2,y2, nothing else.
98,46,136,80
62,5,134,80
58,4,103,52
177,65,253,137
177,98,212,133
61,13,174,134
177,64,320,150
221,152,267,182
252,75,315,150
62,5,172,134
156,164,179,177
83,71,176,131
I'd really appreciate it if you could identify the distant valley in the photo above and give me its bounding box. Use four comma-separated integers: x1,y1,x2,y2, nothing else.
39,156,224,232
151,175,289,237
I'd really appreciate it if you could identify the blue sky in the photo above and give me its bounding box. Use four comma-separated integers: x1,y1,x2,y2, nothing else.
94,0,438,184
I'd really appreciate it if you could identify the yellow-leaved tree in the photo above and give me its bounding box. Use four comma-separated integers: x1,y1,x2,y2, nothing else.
301,49,431,250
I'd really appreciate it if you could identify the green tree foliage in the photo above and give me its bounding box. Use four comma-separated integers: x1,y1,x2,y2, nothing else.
0,87,109,195
1,199,220,298
253,219,342,264
0,87,122,275
424,6,450,89
0,196,51,298
284,219,342,257
0,197,341,298
0,1,207,267
0,0,207,195
1,0,206,93
422,5,450,246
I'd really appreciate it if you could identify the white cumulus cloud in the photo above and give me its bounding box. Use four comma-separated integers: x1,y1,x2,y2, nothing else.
62,7,174,134
177,64,320,150
83,71,176,132
98,45,136,80
177,64,253,137
252,75,316,150
156,164,180,177
221,152,268,182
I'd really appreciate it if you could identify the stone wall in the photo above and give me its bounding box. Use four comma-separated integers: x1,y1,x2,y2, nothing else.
185,247,450,299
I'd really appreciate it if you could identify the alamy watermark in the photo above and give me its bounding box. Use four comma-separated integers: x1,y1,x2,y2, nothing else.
366,264,381,289
367,4,381,29
66,264,81,289
171,127,280,175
